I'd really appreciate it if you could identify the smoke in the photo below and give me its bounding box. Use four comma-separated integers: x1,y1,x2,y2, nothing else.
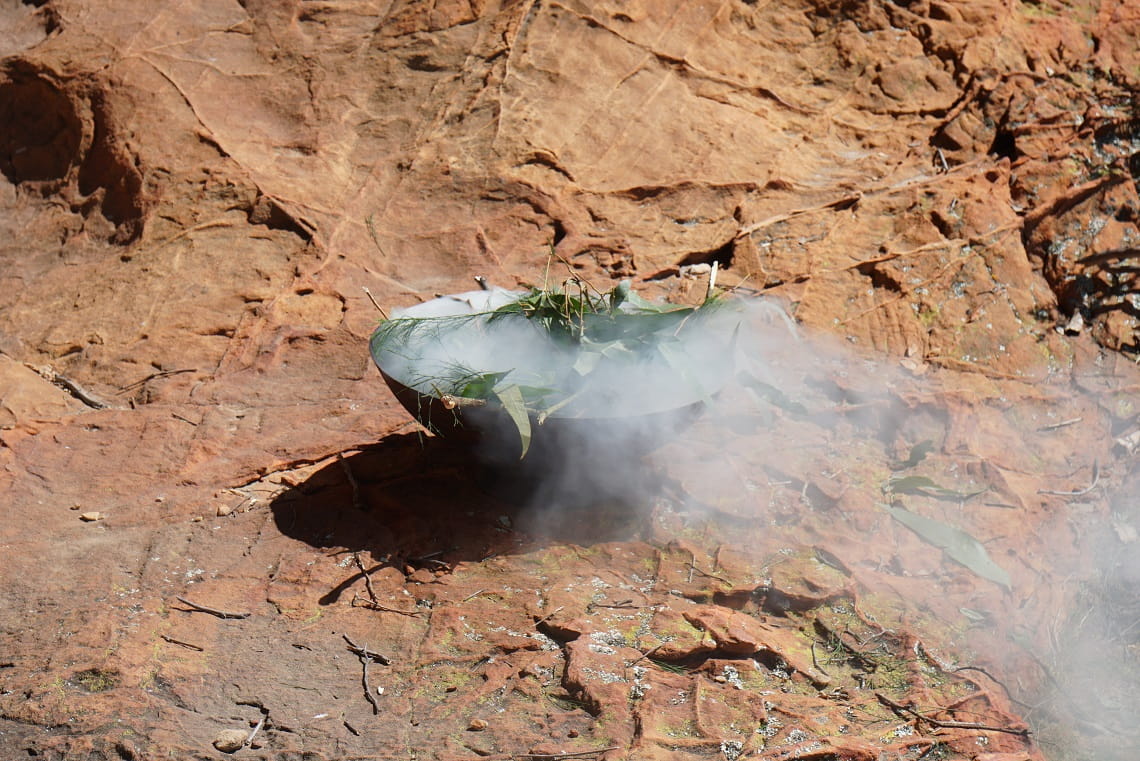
372,285,1139,759
372,287,797,510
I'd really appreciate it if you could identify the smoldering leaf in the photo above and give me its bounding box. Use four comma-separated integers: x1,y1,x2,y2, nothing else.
886,505,1012,589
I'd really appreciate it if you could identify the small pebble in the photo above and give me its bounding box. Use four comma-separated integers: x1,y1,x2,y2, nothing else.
212,729,247,753
216,504,233,517
467,718,488,731
79,512,105,522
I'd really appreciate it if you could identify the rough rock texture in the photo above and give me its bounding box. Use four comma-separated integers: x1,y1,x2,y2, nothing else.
2,1,1140,760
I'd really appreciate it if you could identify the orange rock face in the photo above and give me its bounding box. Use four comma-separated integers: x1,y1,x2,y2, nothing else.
2,0,1139,758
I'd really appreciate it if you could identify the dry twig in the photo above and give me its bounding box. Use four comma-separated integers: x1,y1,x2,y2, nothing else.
534,606,564,626
344,634,389,715
117,368,195,394
521,748,620,759
338,453,369,511
684,562,730,584
875,693,1030,737
245,712,267,747
1037,417,1082,432
173,596,250,619
629,642,666,666
811,642,830,676
160,634,204,651
351,594,423,617
1037,461,1100,497
362,286,389,319
353,552,379,604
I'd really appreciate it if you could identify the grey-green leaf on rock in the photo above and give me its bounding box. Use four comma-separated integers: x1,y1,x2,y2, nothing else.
886,474,986,501
886,505,1011,588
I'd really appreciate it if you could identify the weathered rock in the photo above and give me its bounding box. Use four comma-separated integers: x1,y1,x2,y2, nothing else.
2,0,1138,759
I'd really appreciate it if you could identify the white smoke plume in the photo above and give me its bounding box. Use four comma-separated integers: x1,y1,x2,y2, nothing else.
371,281,1138,760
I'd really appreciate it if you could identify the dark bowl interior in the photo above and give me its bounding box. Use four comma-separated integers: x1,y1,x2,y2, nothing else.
378,368,708,465
371,289,740,471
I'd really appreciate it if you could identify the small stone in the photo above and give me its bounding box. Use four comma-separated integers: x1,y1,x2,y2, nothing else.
467,718,488,731
212,729,248,753
190,516,203,522
408,568,435,584
79,512,105,522
216,504,233,517
567,729,579,738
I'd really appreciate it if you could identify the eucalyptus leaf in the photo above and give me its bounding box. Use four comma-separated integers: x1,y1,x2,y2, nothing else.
493,383,532,459
737,371,809,415
571,348,603,376
886,505,1011,588
372,278,743,457
886,474,986,501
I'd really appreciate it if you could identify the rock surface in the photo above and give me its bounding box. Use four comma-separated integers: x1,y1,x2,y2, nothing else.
2,1,1139,759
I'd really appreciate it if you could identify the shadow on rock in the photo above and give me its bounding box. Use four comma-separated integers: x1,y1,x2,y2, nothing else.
269,431,667,605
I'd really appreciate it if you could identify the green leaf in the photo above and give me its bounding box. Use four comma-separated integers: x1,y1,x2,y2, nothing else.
886,505,1011,588
617,283,690,314
737,371,809,415
657,340,716,407
459,371,510,399
571,348,603,376
492,383,532,459
889,440,934,471
886,475,986,501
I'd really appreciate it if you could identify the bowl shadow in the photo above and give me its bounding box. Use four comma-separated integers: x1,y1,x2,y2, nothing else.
268,431,671,605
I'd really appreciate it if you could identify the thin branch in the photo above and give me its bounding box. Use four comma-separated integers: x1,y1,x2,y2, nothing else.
351,594,423,617
343,634,392,665
629,642,666,666
875,693,1030,737
589,599,638,611
811,642,830,676
1037,461,1100,497
362,287,389,319
245,713,267,747
173,596,250,619
160,634,204,651
365,214,386,256
684,562,730,584
338,453,369,511
520,748,621,759
117,368,196,394
705,260,719,300
534,606,564,626
344,634,388,715
1037,417,1082,432
353,552,379,603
